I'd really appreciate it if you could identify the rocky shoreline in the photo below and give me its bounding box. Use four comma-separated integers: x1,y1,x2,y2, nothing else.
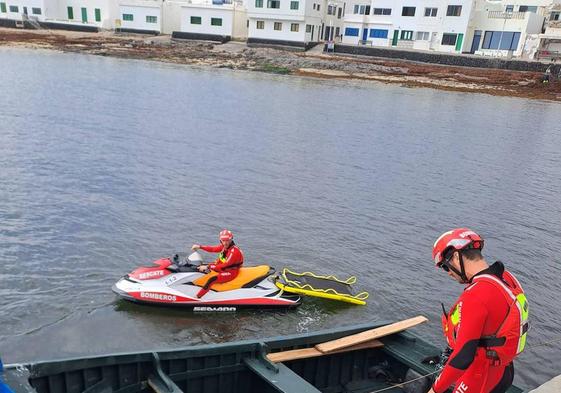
2,28,561,101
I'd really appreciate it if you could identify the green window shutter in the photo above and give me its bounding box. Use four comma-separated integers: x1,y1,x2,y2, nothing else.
95,8,101,22
81,7,87,22
123,14,133,21
0,3,6,13
211,18,222,26
190,16,201,24
455,33,464,51
67,6,73,19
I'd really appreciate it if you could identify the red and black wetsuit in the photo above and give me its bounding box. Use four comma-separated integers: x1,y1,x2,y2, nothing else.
196,242,244,298
433,262,520,393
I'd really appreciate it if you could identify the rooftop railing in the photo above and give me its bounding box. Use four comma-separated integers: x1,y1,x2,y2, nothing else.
488,11,526,19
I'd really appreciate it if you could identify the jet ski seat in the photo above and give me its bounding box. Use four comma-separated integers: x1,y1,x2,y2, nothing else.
192,265,272,292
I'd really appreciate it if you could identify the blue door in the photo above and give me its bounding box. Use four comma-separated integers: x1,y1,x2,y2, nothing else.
362,28,368,42
470,30,482,54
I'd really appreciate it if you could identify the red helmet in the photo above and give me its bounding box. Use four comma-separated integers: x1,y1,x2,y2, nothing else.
432,228,484,266
219,229,233,242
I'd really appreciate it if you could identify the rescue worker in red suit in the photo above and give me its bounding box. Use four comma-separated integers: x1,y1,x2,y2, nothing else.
191,229,244,298
428,228,529,393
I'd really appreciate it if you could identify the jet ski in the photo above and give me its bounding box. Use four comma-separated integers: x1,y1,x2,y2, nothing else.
112,252,301,311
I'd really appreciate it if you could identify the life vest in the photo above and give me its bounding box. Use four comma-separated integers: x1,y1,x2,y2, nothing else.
441,270,529,366
217,243,243,269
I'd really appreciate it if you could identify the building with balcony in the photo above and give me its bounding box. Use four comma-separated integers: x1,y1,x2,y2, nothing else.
536,2,561,59
247,0,343,48
342,0,474,53
465,0,549,58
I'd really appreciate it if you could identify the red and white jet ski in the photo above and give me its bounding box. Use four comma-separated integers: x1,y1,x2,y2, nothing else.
112,252,301,311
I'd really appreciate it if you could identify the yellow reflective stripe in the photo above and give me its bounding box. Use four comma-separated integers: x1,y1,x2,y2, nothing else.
518,332,527,353
517,293,529,321
516,293,529,353
451,305,460,325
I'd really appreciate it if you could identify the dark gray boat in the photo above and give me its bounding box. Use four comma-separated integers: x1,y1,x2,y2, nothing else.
1,320,523,393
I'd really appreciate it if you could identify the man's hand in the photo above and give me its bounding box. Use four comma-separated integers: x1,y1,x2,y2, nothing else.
191,244,200,251
426,389,436,393
197,265,208,273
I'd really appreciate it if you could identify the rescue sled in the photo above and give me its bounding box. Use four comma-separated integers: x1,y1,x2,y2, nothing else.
275,268,370,305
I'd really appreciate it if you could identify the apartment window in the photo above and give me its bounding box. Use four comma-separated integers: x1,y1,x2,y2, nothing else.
482,31,520,50
424,7,437,17
446,5,462,16
267,0,280,8
67,6,73,19
369,29,388,38
146,15,157,23
402,7,415,16
373,8,391,15
306,24,312,32
32,7,41,14
505,5,514,12
291,23,299,32
416,31,429,40
317,4,320,11
400,30,413,40
519,5,537,13
0,2,6,12
337,7,342,18
354,5,369,15
290,1,298,9
9,5,18,12
255,0,263,7
190,16,201,24
345,27,359,36
256,20,264,29
441,33,457,45
95,8,101,21
313,3,316,10
211,18,222,26
552,12,560,21
122,13,134,21
327,5,335,15
274,21,282,30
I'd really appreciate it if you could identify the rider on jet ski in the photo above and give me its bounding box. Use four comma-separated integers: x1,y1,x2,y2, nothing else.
191,229,244,298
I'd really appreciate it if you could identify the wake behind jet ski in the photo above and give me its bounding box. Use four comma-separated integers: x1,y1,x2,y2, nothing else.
112,251,301,311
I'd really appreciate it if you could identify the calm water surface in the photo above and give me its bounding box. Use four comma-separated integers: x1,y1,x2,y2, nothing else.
1,48,561,389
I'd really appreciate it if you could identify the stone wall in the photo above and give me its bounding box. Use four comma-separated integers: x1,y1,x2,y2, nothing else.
332,44,561,73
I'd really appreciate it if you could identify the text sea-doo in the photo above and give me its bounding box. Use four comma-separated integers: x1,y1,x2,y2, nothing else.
112,252,301,311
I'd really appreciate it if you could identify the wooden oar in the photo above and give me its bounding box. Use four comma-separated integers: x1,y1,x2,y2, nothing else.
267,339,384,363
315,315,428,354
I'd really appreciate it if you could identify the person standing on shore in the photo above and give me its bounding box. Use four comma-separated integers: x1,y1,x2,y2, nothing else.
191,229,244,298
427,228,529,393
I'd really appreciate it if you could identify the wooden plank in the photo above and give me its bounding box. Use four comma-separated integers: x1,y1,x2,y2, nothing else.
266,339,384,363
315,315,428,354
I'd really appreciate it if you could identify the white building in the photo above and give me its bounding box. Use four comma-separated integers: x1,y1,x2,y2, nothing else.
536,1,561,59
0,0,49,21
171,0,247,41
342,0,474,53
466,0,549,58
247,0,338,48
117,0,162,33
